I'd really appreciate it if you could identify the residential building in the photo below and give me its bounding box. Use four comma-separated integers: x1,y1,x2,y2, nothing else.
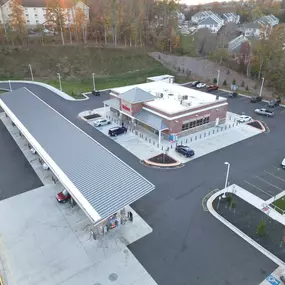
197,14,224,33
0,0,89,27
228,34,249,53
191,10,215,24
222,13,240,24
104,79,228,139
239,22,262,38
256,14,279,27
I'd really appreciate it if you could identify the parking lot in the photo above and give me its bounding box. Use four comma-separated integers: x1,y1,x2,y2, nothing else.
239,166,285,201
0,117,42,200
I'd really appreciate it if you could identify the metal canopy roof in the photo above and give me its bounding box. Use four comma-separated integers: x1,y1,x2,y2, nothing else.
0,88,155,223
103,98,120,109
135,109,168,131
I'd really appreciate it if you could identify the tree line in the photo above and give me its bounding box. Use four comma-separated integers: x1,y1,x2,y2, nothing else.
0,0,180,50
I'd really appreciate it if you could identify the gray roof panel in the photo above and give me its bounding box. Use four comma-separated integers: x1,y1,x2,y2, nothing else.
135,109,168,131
103,98,120,109
0,88,155,222
120,87,154,103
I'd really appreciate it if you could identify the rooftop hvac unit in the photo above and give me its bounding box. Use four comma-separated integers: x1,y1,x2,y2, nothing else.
182,95,188,100
181,100,192,107
178,95,183,100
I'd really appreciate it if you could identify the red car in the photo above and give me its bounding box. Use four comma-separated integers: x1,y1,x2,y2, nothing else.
207,85,219,92
56,189,71,203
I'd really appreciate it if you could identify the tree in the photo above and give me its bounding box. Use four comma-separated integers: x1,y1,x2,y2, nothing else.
256,219,266,236
73,7,87,42
9,0,26,45
45,0,67,45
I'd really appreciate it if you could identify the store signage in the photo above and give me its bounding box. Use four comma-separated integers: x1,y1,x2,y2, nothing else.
121,104,131,112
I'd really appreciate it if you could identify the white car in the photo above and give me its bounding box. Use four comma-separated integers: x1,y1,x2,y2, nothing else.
282,158,285,169
237,115,252,123
94,119,111,127
196,83,206,89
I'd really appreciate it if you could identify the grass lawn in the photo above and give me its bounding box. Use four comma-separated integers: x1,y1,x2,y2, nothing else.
271,196,285,214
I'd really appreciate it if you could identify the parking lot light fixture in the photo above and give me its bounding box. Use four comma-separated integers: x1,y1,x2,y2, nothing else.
259,77,265,97
217,70,220,86
222,162,230,198
92,73,95,91
57,73,62,91
29,64,34,81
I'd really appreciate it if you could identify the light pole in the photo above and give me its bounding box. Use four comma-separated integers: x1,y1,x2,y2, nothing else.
29,64,34,81
217,69,220,86
8,80,12,91
259,77,265,97
57,73,62,91
92,73,95,91
222,162,230,198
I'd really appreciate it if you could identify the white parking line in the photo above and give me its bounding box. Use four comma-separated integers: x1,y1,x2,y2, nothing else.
243,180,272,197
264,170,285,183
255,176,284,191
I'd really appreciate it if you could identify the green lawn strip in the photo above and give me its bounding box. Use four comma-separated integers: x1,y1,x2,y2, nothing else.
271,196,285,214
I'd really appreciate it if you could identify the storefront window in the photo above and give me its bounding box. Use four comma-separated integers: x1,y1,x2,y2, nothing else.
181,116,210,131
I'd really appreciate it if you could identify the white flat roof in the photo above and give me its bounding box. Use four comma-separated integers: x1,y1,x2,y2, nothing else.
111,81,226,115
146,74,174,81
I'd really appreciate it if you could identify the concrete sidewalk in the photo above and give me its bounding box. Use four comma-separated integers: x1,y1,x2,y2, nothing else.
83,108,263,163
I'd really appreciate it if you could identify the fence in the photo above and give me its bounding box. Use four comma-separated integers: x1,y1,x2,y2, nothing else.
105,114,240,152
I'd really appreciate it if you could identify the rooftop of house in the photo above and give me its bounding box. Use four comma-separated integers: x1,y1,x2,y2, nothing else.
111,81,226,115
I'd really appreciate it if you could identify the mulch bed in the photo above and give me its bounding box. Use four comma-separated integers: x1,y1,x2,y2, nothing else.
214,194,285,261
148,153,177,164
84,113,101,120
247,121,264,130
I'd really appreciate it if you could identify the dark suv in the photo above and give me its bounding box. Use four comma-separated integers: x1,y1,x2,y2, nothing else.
268,99,281,108
175,145,195,157
250,96,262,103
92,90,100,96
108,126,127,136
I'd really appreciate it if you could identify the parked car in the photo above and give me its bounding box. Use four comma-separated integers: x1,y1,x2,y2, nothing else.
92,90,100,96
254,108,274,117
196,83,206,89
108,126,127,136
175,145,195,157
282,158,285,169
207,85,219,92
237,115,252,123
268,99,281,108
94,119,111,127
250,96,263,103
228,92,238,98
56,189,71,203
191,81,200,87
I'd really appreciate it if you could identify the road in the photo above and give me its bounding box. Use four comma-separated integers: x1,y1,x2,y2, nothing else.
0,82,284,285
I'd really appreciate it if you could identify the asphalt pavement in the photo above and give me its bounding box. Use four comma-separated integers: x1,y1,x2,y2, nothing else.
0,119,43,199
0,82,284,285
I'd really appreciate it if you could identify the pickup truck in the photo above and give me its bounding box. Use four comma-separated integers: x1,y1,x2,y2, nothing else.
254,108,274,117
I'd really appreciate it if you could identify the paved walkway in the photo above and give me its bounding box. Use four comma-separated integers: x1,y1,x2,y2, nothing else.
81,108,263,163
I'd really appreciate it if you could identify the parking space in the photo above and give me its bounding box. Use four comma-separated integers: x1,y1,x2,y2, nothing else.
239,166,285,201
0,117,42,200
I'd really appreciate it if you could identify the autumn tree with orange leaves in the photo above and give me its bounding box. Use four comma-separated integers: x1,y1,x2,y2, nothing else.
9,0,26,45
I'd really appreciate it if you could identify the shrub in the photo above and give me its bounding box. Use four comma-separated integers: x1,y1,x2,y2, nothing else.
256,220,266,236
213,78,217,84
226,195,232,205
232,79,236,85
223,79,227,86
177,66,181,72
245,85,249,90
241,81,245,87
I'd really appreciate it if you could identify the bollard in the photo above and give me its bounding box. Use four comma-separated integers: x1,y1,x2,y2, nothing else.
161,145,164,150
225,126,227,130
208,131,210,136
145,137,147,141
195,136,197,140
157,144,159,148
232,123,234,127
149,138,151,143
186,139,188,143
204,133,206,137
171,144,173,149
190,137,192,142
200,134,202,139
213,130,215,134
135,131,138,135
228,125,231,129
153,141,155,145
176,142,178,146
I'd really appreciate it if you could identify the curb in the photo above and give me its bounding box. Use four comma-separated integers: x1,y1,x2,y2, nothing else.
207,189,285,267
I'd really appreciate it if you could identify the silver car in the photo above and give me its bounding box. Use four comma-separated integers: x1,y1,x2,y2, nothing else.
94,119,111,127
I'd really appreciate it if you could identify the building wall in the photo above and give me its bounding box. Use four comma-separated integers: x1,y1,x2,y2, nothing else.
0,0,89,26
164,103,228,134
131,103,144,116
